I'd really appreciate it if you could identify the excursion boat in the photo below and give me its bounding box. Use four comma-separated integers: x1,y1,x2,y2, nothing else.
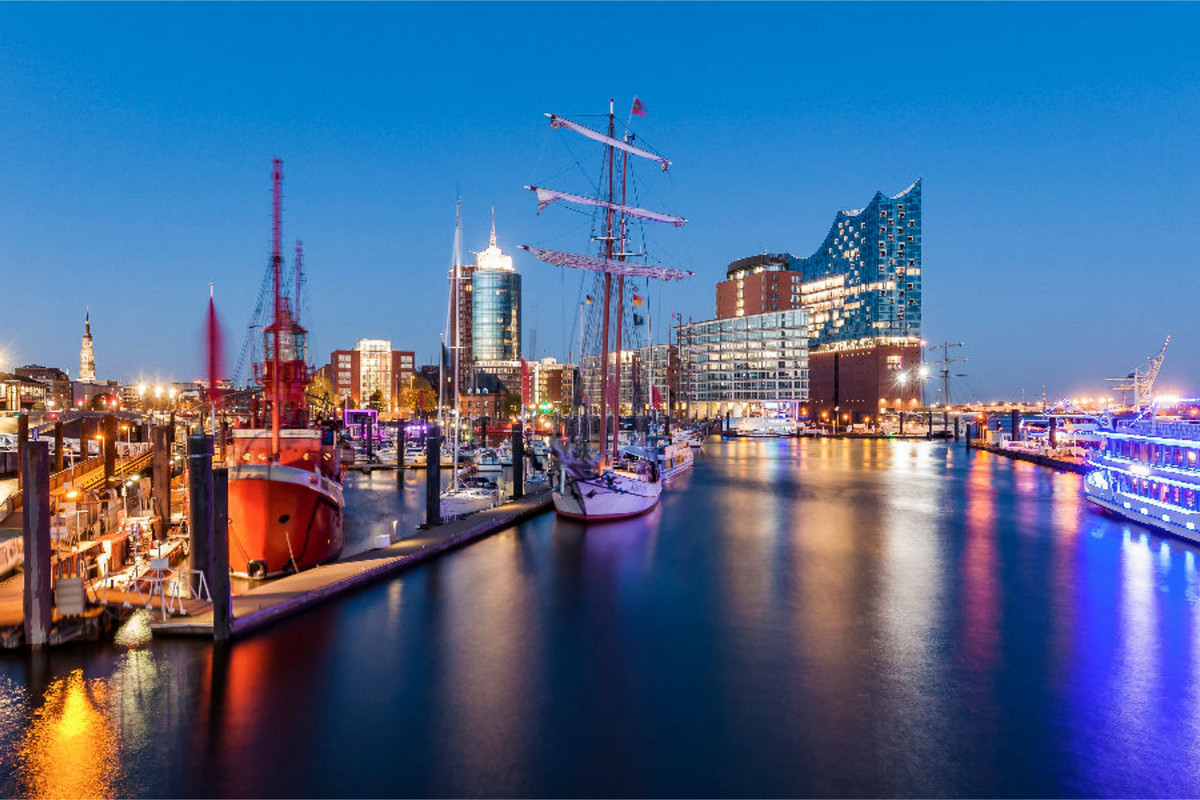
1083,417,1200,544
622,436,694,480
227,160,345,580
522,99,690,521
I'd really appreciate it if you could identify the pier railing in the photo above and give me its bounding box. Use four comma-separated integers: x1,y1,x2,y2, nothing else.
1117,420,1200,442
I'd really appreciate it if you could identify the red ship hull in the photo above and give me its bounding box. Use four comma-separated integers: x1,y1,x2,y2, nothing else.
227,463,344,579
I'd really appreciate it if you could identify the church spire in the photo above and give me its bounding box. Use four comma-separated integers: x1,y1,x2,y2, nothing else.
79,306,96,382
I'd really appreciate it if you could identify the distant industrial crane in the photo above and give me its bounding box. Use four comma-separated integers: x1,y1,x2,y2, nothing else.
1106,335,1170,412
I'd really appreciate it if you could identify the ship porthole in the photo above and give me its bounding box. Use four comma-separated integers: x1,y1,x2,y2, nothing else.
278,514,290,524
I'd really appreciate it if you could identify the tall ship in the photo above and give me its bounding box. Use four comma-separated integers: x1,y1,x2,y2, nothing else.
227,159,345,579
522,99,691,520
1084,417,1200,543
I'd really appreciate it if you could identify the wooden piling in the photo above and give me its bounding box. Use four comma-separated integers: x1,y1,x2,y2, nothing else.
16,414,28,490
103,414,117,490
152,425,171,538
53,421,64,473
511,422,525,500
211,467,232,642
21,441,52,648
396,419,406,480
425,425,441,527
188,435,213,584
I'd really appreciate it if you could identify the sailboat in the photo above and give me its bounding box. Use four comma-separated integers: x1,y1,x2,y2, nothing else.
441,201,497,519
523,99,691,521
227,159,345,579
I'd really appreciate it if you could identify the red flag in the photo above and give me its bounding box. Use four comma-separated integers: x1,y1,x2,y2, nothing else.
206,293,224,407
651,385,662,409
632,97,646,117
632,293,644,307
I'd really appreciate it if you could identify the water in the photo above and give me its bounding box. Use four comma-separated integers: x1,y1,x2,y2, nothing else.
3,438,1200,797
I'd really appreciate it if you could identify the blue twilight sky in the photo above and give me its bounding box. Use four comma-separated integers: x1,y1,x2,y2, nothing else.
1,2,1198,402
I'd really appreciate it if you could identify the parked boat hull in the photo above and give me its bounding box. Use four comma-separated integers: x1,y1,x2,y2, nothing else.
228,463,344,579
552,471,662,520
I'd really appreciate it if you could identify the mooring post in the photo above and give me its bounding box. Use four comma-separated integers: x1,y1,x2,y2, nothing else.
365,417,374,463
16,414,28,490
954,415,961,441
926,411,933,439
512,421,525,500
188,434,213,593
152,425,171,539
21,441,52,648
425,425,441,527
53,421,64,474
103,413,117,491
396,419,406,480
1010,409,1019,443
1049,416,1058,449
211,466,232,642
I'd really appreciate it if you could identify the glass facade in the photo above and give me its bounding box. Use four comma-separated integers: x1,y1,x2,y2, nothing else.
471,270,521,361
677,309,809,415
794,180,921,349
356,338,392,405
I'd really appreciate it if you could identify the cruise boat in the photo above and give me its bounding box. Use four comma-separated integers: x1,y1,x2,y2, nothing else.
227,159,344,579
1084,417,1200,543
523,99,691,521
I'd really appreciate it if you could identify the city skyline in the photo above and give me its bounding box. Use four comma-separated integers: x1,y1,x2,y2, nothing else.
1,3,1197,401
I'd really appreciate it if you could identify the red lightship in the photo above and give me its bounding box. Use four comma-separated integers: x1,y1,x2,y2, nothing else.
227,159,344,579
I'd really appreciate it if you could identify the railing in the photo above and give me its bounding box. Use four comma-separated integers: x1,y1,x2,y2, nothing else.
1117,420,1200,442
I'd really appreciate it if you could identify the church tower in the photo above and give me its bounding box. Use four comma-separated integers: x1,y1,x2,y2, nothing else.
79,308,96,382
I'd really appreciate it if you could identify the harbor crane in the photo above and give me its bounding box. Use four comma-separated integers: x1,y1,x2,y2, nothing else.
1106,335,1170,412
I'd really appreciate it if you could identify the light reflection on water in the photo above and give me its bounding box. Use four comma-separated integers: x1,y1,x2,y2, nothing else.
2,439,1200,796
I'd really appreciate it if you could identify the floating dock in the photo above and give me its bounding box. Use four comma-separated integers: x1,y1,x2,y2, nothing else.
969,441,1089,474
150,488,553,639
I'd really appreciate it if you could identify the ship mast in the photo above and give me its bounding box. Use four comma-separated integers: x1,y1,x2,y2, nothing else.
520,100,692,464
611,116,631,462
599,99,616,463
271,158,283,459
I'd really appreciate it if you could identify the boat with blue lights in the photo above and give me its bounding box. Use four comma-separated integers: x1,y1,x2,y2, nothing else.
1083,417,1200,543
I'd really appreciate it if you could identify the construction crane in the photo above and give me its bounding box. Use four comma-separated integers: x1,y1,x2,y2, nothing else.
926,342,966,408
1106,335,1170,412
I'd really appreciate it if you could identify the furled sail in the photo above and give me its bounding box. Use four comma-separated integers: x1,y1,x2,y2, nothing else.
546,114,672,170
527,186,687,227
520,245,692,281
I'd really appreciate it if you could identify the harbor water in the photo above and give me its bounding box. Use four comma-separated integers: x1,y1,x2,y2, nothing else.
3,437,1200,797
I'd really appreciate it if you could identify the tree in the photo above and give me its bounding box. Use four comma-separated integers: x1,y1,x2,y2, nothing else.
501,391,521,419
397,376,437,417
306,373,334,416
368,389,385,412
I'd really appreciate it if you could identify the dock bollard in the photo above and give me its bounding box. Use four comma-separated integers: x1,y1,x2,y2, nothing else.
21,441,52,648
425,425,441,527
54,421,64,473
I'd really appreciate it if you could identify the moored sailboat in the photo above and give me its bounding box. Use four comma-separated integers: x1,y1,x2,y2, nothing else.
523,99,691,521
